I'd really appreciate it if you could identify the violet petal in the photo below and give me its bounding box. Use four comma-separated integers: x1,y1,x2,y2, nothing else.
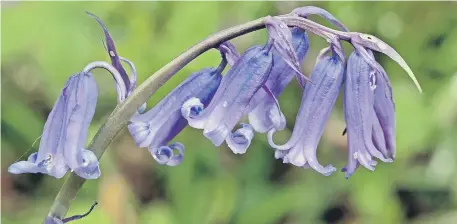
61,73,101,179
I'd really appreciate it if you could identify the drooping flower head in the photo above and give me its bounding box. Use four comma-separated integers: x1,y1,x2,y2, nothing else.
268,40,346,176
337,31,421,177
9,72,101,179
183,44,273,154
342,50,395,178
8,13,143,180
7,15,129,178
129,58,225,166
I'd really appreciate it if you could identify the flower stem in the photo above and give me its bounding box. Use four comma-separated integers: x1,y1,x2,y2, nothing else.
45,14,346,223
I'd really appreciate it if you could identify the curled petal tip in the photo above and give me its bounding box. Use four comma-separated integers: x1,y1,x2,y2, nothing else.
318,165,336,176
151,142,184,166
226,123,254,154
381,158,394,163
181,97,205,129
8,161,47,175
73,149,101,179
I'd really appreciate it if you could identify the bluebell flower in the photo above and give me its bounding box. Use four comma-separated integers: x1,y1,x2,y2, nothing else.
342,50,394,178
182,44,270,154
128,63,223,165
182,17,308,154
268,42,345,176
9,72,101,179
7,14,126,179
247,27,309,133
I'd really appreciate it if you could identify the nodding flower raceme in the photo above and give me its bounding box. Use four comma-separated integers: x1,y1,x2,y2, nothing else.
9,6,422,180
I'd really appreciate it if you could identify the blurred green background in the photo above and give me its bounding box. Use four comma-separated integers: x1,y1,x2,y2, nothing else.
2,2,457,224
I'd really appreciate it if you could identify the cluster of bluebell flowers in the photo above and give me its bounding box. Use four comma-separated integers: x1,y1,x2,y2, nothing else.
9,6,422,189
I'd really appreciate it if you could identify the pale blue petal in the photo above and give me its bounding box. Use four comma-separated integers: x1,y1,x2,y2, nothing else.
150,142,184,166
226,123,254,154
73,149,100,179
